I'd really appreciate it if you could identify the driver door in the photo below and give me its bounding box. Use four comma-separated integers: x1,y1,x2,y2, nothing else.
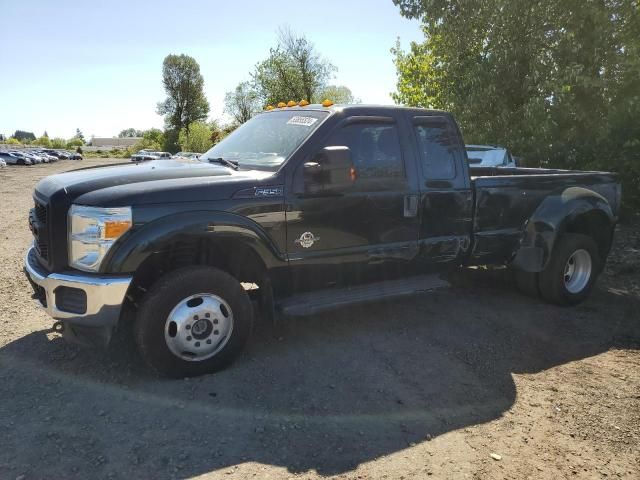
285,115,421,293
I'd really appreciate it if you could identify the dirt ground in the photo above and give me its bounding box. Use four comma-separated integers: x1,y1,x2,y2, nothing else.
0,158,638,480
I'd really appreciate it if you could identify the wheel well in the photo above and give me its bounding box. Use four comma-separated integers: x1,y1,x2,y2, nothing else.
126,238,268,306
563,210,613,260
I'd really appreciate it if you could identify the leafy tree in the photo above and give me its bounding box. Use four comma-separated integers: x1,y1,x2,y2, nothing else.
66,138,84,148
43,131,48,138
34,136,51,147
224,81,261,124
132,128,166,152
252,27,336,105
178,121,213,153
50,138,66,149
13,130,36,142
74,128,85,143
316,85,358,104
5,137,20,145
157,54,210,134
118,128,143,138
392,0,640,212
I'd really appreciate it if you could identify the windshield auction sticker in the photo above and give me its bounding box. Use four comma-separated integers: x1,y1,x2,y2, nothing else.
287,116,318,127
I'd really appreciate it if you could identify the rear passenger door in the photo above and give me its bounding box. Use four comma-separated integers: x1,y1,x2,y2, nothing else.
410,115,473,265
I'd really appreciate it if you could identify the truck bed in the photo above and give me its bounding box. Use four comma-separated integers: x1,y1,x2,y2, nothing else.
469,167,619,264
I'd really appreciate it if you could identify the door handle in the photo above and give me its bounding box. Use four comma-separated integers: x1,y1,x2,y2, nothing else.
404,194,419,218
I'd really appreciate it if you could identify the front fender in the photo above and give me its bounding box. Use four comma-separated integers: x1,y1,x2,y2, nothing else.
512,187,614,272
101,210,287,274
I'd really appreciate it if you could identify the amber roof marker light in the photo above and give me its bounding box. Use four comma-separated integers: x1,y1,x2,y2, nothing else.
298,99,309,107
277,102,287,108
265,105,274,111
287,100,297,107
322,99,334,107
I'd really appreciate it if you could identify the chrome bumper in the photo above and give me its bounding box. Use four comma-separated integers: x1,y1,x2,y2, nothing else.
23,247,132,328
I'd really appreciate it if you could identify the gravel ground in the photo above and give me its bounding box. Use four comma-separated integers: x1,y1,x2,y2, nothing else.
0,159,638,480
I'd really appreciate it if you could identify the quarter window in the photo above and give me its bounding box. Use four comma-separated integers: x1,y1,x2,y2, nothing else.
413,118,458,180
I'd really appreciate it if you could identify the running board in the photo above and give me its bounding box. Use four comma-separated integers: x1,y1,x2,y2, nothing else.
278,274,449,317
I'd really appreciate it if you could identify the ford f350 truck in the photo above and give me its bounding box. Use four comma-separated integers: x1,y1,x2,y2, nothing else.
24,104,620,377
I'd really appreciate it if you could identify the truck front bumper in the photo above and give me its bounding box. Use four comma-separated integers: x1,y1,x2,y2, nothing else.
24,247,132,344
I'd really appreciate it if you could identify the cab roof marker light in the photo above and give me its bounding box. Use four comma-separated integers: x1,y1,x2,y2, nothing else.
322,99,334,107
265,105,274,110
277,102,287,108
298,99,309,106
287,100,297,107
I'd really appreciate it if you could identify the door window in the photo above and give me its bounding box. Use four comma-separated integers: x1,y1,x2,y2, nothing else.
324,122,404,181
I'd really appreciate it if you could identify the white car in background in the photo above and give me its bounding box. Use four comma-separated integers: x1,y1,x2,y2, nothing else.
466,145,518,168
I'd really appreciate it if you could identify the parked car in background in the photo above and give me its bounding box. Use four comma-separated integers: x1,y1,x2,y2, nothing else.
20,152,42,164
70,152,83,160
466,145,517,168
0,152,31,165
173,152,200,160
131,150,157,162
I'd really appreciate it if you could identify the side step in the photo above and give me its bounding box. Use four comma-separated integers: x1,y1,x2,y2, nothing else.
278,274,449,317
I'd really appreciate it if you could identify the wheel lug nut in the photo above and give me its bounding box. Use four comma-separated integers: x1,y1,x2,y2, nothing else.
213,319,219,324
195,342,200,347
186,325,191,330
214,330,219,335
186,336,192,341
206,339,212,344
205,313,210,318
193,315,199,320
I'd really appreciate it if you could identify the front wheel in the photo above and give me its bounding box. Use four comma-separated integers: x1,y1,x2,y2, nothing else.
538,234,601,306
134,266,253,377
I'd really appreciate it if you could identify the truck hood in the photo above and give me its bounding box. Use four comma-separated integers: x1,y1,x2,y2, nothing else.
34,159,275,206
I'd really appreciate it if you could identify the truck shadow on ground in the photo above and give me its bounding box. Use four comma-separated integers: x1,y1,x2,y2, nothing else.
1,269,638,479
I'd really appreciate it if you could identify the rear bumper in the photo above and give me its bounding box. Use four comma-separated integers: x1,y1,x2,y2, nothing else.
23,246,132,329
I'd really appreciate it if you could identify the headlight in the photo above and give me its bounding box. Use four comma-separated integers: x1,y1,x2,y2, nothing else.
68,205,132,272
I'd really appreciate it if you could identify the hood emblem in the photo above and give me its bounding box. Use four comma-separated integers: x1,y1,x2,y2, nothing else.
295,231,320,249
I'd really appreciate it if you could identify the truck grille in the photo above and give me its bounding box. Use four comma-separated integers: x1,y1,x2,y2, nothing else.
32,200,49,261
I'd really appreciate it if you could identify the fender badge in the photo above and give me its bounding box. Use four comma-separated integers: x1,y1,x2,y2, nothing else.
295,231,320,248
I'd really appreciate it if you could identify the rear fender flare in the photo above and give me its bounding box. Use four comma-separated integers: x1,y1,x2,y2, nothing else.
512,187,614,272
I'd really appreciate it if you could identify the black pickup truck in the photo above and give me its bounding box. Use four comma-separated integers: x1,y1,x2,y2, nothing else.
24,104,620,377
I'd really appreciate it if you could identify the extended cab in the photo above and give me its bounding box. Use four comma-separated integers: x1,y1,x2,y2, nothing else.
24,105,620,377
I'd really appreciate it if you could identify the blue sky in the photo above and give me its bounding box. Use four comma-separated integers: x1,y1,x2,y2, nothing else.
0,0,423,139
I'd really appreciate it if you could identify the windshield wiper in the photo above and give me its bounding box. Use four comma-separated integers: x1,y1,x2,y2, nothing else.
207,157,239,171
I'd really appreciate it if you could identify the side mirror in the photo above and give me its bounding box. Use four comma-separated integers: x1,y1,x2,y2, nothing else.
304,146,355,194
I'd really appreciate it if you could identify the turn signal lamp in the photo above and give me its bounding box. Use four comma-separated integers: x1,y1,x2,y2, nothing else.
265,105,274,111
277,102,287,108
322,99,334,107
287,100,297,107
298,99,309,107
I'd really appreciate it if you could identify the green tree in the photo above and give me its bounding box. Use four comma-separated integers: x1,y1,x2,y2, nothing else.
74,128,85,143
66,138,84,148
316,85,358,104
157,54,210,134
34,136,51,147
118,128,143,138
392,0,640,211
178,122,213,153
252,27,336,105
13,130,35,142
5,137,21,145
132,128,166,152
224,81,261,124
50,138,66,149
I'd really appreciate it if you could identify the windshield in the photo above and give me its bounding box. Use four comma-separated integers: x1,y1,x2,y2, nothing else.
200,110,328,169
466,147,508,167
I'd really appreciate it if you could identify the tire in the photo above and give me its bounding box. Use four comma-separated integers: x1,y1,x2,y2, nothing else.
538,234,601,306
134,266,253,378
513,269,539,298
